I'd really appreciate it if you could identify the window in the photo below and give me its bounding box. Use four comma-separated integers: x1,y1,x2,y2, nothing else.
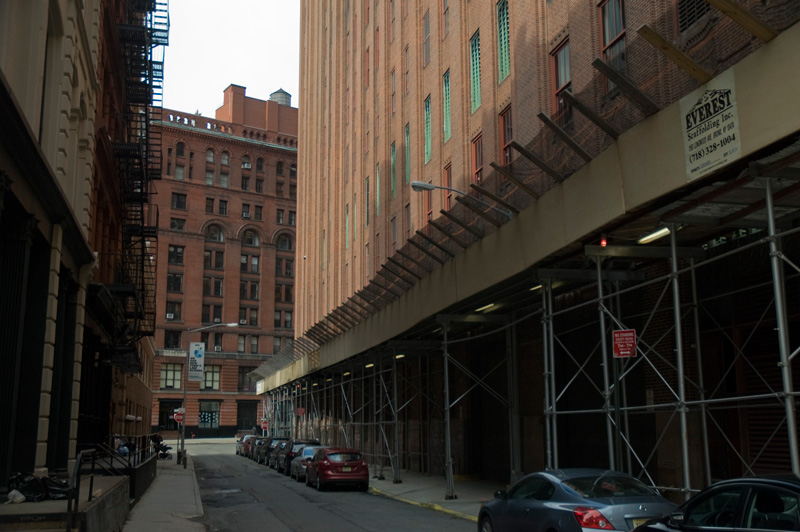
274,311,282,328
168,245,184,265
205,198,214,214
276,258,284,277
250,336,258,354
678,0,711,33
198,401,220,429
256,158,264,171
175,165,185,181
203,276,223,297
221,151,229,165
276,161,284,176
243,230,259,246
166,301,181,320
241,254,259,274
176,142,185,157
220,173,229,188
166,272,183,293
403,46,409,93
277,235,292,251
255,179,264,193
238,335,246,353
205,170,214,186
470,31,481,112
219,200,227,215
277,209,285,224
164,330,182,349
553,40,572,124
170,218,185,231
497,0,510,82
345,204,350,250
391,142,397,198
202,304,223,323
285,260,294,277
404,123,411,183
204,250,224,269
500,106,513,165
171,193,187,210
443,70,451,141
444,164,452,210
206,148,214,162
472,134,483,184
249,308,258,326
601,0,626,90
242,203,251,219
240,280,259,300
423,10,430,66
442,0,449,37
273,336,282,353
242,176,250,191
242,155,251,169
424,95,432,163
160,363,181,389
206,225,223,242
290,164,297,178
376,163,381,216
284,311,292,329
254,205,262,221
202,366,220,390
365,177,370,227
239,366,257,391
684,487,744,527
288,211,296,226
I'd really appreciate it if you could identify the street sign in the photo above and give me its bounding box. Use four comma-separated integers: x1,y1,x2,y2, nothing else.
174,412,184,423
260,419,269,430
613,329,637,358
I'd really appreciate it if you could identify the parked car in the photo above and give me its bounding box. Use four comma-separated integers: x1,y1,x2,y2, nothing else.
290,445,326,482
241,435,260,458
255,437,288,465
305,447,369,491
235,434,258,456
248,438,266,460
268,440,289,469
477,468,676,532
631,475,800,532
277,439,321,474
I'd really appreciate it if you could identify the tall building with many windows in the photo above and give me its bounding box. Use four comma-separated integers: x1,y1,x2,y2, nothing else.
151,85,297,437
262,0,800,496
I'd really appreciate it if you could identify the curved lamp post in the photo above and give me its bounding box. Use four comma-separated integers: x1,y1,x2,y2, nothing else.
179,322,237,465
410,180,512,218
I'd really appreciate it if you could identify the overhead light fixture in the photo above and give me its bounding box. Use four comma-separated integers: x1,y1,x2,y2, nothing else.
475,303,495,313
365,363,374,368
530,284,542,292
326,378,332,382
343,371,351,376
395,353,406,359
312,382,318,386
638,227,671,245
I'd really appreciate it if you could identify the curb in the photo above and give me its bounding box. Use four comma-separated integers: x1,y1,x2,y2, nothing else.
368,486,478,523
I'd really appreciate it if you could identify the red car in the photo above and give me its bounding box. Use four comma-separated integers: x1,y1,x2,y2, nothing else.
305,447,369,492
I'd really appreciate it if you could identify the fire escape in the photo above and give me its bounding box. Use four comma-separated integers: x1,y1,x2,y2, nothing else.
110,0,169,372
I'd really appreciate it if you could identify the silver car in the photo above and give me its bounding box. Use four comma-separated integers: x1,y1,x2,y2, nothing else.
289,445,326,482
478,468,677,532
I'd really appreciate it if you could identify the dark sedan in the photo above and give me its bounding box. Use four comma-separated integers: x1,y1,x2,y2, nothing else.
632,475,800,532
478,468,676,532
255,437,287,465
277,438,321,474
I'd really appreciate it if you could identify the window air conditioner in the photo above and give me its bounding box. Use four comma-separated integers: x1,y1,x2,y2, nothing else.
242,212,250,218
214,318,221,323
214,346,222,352
242,163,252,169
239,319,247,325
166,313,174,320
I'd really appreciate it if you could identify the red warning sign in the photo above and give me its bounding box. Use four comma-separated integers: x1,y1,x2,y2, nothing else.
613,329,637,358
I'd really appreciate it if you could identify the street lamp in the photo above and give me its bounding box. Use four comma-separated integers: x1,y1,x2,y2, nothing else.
410,180,513,218
179,322,237,465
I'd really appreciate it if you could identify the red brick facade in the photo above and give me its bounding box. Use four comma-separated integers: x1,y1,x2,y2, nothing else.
150,85,298,436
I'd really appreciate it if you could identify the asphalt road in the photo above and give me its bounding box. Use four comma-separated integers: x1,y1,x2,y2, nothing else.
190,443,475,532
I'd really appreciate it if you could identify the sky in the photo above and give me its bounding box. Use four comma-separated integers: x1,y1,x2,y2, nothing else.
161,0,301,117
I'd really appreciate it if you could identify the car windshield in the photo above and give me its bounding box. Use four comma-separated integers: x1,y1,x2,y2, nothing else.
563,475,657,498
303,447,317,457
328,452,361,462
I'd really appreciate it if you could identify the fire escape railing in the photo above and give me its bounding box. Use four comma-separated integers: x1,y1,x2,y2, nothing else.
111,0,169,371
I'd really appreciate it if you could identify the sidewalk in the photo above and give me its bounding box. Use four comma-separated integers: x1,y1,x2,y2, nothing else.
123,438,504,530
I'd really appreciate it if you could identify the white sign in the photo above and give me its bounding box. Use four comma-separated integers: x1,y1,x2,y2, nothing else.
188,342,205,382
681,69,741,181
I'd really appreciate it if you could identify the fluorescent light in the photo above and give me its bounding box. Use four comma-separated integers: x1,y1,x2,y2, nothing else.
638,227,671,245
395,354,406,359
365,363,374,368
475,303,495,312
312,382,318,386
529,284,542,291
326,378,332,382
343,371,351,376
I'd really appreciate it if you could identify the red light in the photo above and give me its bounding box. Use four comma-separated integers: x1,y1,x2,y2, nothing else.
600,234,608,247
574,507,614,530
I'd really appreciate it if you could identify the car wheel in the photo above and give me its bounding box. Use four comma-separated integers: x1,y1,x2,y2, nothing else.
316,476,324,491
479,516,494,532
296,473,304,483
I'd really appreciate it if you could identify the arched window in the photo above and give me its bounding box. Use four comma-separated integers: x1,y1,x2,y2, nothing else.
206,148,214,162
256,158,264,171
242,155,251,169
276,161,284,176
290,164,297,178
277,235,292,251
221,151,229,165
206,225,223,242
243,230,259,247
176,142,185,157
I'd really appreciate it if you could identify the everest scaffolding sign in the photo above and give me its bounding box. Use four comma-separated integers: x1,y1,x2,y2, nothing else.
681,69,741,181
188,342,205,382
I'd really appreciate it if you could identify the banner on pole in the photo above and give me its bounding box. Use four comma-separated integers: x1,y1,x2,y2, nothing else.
188,342,205,382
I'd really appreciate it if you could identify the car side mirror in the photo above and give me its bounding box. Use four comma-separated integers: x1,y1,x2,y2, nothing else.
668,511,686,526
494,490,508,500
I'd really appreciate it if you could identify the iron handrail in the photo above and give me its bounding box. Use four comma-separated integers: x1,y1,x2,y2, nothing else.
67,448,97,532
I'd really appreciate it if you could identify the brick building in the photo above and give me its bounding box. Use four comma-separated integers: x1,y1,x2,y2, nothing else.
257,0,800,496
151,85,298,437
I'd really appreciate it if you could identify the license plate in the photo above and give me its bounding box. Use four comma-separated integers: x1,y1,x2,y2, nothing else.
632,518,649,528
342,466,352,472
